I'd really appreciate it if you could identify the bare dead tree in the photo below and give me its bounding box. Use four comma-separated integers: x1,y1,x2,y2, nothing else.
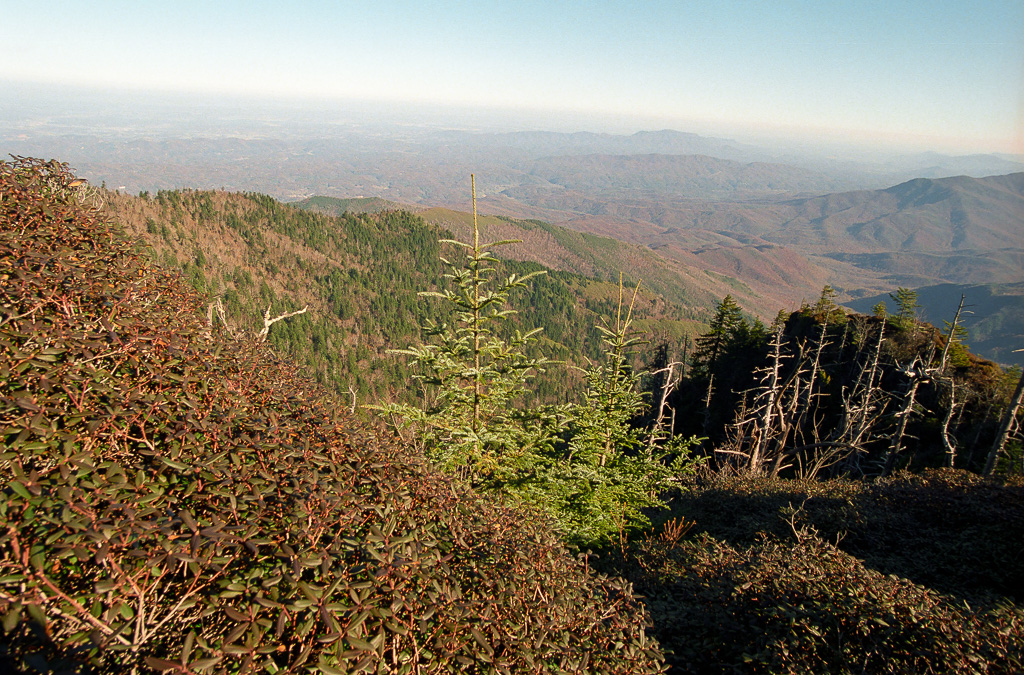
785,320,868,479
748,328,786,472
939,294,968,374
831,317,888,476
922,295,972,467
941,379,961,467
716,391,753,469
348,385,358,415
701,373,715,435
883,356,928,476
257,304,308,342
205,297,237,339
790,322,830,449
715,328,805,476
649,360,684,447
984,355,1024,476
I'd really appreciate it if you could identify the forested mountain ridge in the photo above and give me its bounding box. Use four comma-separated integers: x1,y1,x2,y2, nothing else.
555,171,1024,291
770,172,1024,258
100,183,1022,480
541,171,1024,350
101,187,709,403
291,194,760,311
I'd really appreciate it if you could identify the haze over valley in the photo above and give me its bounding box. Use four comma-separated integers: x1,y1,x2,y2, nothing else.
5,82,1022,363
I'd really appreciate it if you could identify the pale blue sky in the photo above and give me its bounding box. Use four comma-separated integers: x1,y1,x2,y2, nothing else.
4,0,1022,152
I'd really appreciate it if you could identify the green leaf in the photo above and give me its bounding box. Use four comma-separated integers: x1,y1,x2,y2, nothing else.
26,603,46,628
3,607,22,633
161,457,190,471
346,637,374,652
8,481,31,500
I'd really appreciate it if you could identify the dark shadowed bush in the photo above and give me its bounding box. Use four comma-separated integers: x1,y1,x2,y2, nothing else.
606,531,1023,674
661,470,1024,602
0,157,665,674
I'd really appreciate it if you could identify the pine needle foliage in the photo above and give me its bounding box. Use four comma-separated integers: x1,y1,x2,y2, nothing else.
533,281,690,547
380,179,699,548
376,176,553,481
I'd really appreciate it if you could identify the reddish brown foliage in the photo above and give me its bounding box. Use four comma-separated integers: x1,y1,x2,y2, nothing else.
0,158,664,674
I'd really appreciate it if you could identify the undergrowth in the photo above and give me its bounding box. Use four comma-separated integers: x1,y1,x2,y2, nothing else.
0,157,665,674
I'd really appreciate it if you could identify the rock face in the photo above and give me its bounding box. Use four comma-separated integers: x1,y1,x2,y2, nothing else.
0,157,664,674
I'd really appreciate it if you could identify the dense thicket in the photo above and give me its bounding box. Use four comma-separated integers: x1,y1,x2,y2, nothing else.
600,470,1024,673
0,157,665,673
671,290,1018,477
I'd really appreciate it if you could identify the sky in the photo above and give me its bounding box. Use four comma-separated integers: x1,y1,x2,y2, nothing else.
4,0,1023,153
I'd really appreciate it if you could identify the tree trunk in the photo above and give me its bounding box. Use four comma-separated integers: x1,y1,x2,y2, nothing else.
984,368,1024,476
884,359,922,476
941,380,959,468
939,294,966,374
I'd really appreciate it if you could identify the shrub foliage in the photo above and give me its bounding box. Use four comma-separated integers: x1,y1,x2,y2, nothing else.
613,532,1023,674
0,157,665,673
602,470,1024,673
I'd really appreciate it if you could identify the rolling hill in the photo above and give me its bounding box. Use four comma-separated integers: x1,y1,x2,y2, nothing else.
526,172,1024,301
287,180,1024,366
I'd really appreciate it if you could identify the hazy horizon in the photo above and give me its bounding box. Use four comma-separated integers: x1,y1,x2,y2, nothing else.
4,1,1022,156
4,79,1022,164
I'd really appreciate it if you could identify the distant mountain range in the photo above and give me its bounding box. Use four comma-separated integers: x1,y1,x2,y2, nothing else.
6,102,1023,361
294,177,1024,366
527,153,851,199
414,174,1016,340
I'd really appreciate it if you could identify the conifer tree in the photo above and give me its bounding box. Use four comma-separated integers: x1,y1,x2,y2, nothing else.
811,284,847,324
532,281,694,546
378,178,699,547
890,287,921,331
692,294,743,378
376,176,551,482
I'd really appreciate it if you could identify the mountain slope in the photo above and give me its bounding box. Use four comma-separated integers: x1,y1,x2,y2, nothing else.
0,155,664,675
846,282,1024,366
288,195,782,314
102,189,711,403
769,173,1024,255
530,172,1024,301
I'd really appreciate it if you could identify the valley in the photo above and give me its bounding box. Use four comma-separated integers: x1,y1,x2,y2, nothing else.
5,92,1023,363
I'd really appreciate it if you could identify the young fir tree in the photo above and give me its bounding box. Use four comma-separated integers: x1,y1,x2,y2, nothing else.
890,287,921,331
692,294,744,379
376,175,552,483
378,177,698,547
527,281,699,547
810,284,847,325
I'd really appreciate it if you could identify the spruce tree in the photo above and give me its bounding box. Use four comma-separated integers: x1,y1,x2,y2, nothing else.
378,178,699,547
692,294,743,378
890,287,921,331
376,176,551,483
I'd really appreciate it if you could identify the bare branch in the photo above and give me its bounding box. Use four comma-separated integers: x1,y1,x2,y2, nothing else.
257,304,308,341
985,364,1024,475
